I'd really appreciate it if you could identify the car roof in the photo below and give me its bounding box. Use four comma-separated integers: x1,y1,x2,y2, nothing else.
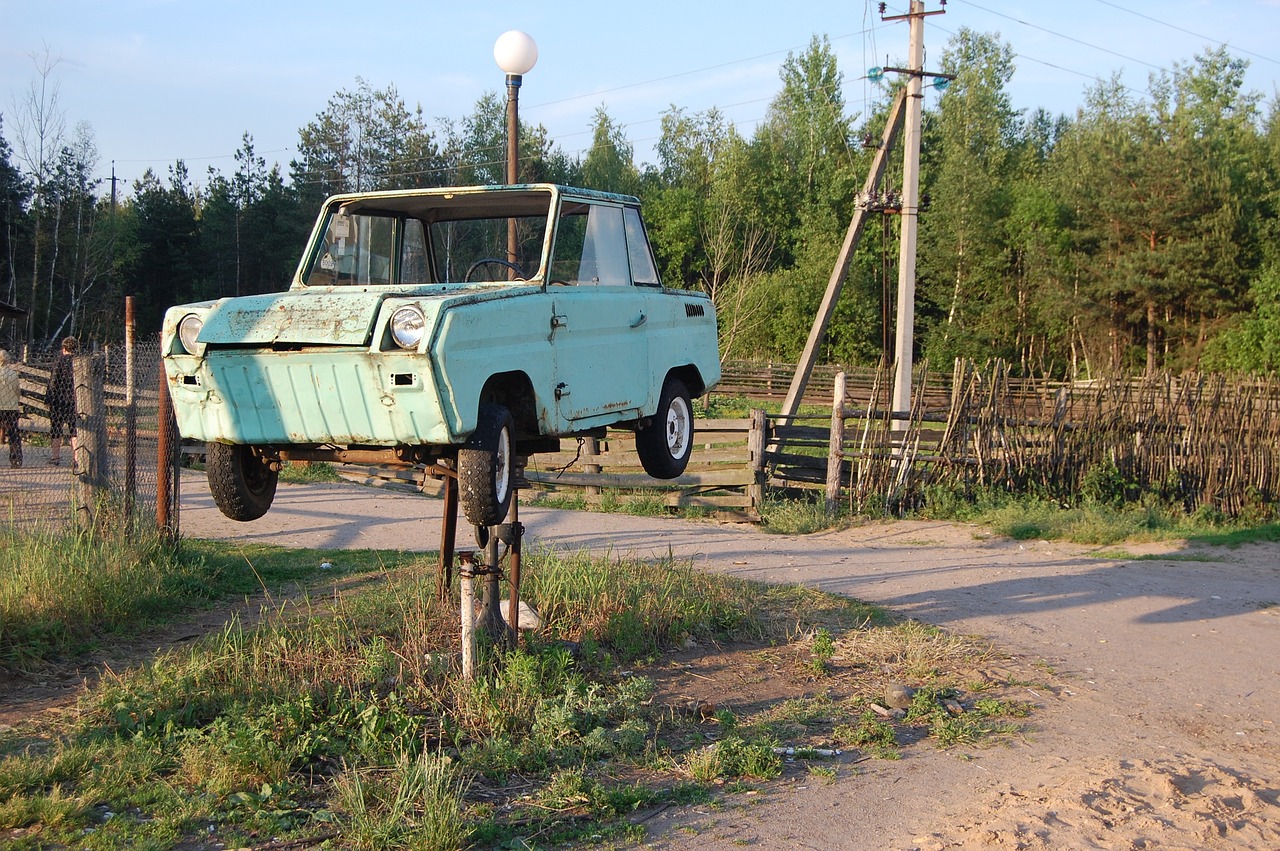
323,184,641,223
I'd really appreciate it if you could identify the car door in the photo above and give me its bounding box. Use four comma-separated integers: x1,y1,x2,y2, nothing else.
549,202,650,424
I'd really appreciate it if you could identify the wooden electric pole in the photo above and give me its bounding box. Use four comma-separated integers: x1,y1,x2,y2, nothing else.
778,1,948,432
883,0,945,427
777,89,906,424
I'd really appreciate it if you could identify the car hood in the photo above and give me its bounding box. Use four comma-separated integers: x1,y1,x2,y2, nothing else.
196,291,393,346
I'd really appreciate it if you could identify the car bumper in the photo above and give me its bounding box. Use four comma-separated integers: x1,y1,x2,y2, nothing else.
165,349,456,446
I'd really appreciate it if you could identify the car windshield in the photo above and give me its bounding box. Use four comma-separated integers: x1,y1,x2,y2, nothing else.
302,190,556,287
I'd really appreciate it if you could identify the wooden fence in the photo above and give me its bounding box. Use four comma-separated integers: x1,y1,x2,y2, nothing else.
341,417,770,521
816,361,1280,518
287,359,1280,522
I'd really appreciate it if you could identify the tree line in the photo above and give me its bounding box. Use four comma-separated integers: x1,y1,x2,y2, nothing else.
2,31,1277,376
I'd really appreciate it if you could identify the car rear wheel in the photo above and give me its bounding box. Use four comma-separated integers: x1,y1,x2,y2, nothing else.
636,376,693,479
206,442,279,521
458,403,516,527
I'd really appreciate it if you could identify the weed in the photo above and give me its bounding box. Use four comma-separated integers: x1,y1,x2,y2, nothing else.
761,494,847,535
807,628,835,675
278,461,342,484
833,715,897,752
808,764,839,784
333,749,469,851
683,736,782,782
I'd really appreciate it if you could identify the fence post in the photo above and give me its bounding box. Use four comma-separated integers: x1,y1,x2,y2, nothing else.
583,436,601,502
73,353,108,528
748,408,766,514
826,371,847,513
156,366,176,538
124,297,137,517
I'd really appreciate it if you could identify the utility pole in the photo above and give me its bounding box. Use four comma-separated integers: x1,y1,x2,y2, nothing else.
882,0,945,427
777,89,906,425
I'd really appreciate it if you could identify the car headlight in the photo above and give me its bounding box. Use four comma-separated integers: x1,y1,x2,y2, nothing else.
390,306,426,349
177,314,204,354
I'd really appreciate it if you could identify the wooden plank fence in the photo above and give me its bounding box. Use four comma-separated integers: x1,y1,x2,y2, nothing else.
217,358,1280,523
340,417,770,521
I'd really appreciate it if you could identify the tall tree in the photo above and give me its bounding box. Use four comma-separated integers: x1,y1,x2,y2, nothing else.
11,45,65,344
126,163,201,332
0,116,32,315
580,107,639,195
916,28,1021,367
291,78,441,202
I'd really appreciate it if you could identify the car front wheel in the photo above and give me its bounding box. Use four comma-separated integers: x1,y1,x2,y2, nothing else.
636,376,693,479
206,442,279,521
458,403,516,527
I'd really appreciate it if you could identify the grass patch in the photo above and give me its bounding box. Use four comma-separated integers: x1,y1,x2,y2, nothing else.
1091,549,1219,562
0,525,416,673
528,488,672,518
915,488,1279,546
760,493,848,535
0,535,1031,849
278,461,343,484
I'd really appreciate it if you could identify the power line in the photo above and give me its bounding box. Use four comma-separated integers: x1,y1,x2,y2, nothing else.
1091,0,1280,68
955,0,1163,71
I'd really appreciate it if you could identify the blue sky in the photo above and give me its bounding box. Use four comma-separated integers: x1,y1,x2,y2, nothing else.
4,0,1279,192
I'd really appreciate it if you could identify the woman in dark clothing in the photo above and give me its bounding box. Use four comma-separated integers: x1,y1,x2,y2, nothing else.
0,349,21,467
47,336,78,467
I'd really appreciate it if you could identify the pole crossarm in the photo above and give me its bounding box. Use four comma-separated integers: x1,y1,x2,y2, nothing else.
776,88,908,426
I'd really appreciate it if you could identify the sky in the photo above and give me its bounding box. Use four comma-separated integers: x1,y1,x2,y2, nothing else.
4,0,1279,194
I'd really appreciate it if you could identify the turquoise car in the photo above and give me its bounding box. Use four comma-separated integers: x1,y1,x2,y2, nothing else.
161,184,721,526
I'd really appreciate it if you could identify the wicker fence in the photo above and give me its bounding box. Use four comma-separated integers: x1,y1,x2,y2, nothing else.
817,361,1280,518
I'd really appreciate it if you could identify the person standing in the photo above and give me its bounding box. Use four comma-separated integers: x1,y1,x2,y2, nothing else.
0,349,22,468
47,336,78,467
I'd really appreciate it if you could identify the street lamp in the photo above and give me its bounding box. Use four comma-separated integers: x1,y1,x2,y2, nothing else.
493,30,538,267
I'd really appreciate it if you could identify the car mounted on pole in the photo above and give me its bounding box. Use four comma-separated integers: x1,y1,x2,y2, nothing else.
161,184,721,527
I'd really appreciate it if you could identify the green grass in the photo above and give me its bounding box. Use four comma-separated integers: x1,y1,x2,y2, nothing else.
760,493,848,535
278,461,343,484
0,540,875,848
0,523,418,673
913,487,1279,546
0,528,1030,849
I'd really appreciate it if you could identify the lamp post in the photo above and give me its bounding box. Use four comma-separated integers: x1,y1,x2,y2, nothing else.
494,30,538,267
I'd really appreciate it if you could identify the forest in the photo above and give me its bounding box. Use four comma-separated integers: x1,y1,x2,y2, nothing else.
1,29,1278,377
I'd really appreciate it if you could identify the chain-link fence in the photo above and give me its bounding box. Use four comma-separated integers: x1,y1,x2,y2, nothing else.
1,337,178,532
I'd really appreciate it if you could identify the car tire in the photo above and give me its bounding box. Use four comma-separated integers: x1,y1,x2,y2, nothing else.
458,403,516,527
637,376,693,479
206,442,279,522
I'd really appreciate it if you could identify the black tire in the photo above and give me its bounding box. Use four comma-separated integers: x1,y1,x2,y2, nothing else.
636,376,693,479
206,442,279,522
458,404,515,527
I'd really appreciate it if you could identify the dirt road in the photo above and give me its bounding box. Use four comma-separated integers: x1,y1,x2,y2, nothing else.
184,475,1280,849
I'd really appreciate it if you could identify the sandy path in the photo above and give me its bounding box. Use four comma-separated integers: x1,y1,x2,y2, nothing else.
183,476,1280,849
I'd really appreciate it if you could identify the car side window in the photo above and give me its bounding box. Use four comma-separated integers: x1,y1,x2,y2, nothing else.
623,207,661,286
552,204,629,286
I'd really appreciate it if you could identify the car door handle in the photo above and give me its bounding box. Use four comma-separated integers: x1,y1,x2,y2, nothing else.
630,312,647,328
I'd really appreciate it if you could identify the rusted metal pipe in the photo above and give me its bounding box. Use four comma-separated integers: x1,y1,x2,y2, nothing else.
504,486,523,648
438,471,458,602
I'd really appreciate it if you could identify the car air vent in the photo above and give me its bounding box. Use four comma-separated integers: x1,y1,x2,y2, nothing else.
684,303,705,318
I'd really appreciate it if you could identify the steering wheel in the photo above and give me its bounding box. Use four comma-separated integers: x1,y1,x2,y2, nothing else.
465,257,523,282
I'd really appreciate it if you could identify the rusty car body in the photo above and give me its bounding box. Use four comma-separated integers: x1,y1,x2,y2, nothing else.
161,183,721,525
